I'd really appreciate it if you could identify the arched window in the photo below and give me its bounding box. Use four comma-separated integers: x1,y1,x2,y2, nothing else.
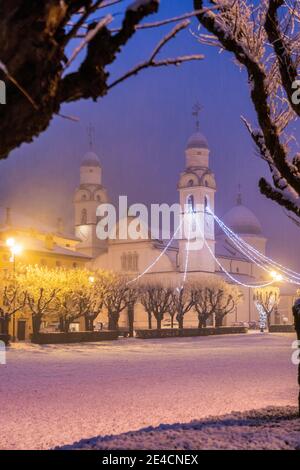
81,208,87,225
187,195,195,212
96,194,101,202
188,179,194,187
204,195,209,212
81,194,87,201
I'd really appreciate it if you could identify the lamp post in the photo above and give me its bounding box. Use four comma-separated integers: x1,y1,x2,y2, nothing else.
6,238,23,340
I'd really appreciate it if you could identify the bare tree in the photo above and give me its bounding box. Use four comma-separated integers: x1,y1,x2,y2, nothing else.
0,282,26,336
191,280,220,328
254,286,280,328
170,285,194,329
194,0,300,220
104,276,129,330
140,283,172,330
0,0,204,159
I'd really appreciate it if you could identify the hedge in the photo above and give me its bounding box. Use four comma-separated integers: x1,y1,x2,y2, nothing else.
31,330,119,344
269,324,295,333
135,326,248,339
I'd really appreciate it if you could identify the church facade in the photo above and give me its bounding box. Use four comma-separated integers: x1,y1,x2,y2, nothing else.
74,131,298,329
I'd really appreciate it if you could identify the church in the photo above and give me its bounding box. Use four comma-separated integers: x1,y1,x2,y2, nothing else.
74,128,298,329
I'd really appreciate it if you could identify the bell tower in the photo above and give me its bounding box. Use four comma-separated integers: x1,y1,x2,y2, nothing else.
178,107,216,273
74,127,108,257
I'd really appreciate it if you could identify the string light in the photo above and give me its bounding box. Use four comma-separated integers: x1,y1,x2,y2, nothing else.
209,209,300,285
194,214,274,289
127,218,184,285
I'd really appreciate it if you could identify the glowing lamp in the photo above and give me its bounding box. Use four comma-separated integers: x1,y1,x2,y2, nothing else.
270,271,283,282
6,237,15,248
11,244,23,256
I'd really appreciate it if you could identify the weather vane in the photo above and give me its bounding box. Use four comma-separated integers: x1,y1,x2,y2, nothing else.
192,102,202,131
87,123,95,150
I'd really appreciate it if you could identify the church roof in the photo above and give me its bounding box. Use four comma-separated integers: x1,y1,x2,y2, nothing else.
81,151,101,168
186,131,209,150
221,194,263,236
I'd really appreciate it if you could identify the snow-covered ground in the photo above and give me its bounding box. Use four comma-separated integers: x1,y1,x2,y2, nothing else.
60,407,300,450
0,333,298,450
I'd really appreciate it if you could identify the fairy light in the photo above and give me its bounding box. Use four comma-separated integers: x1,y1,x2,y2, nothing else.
127,218,184,285
194,214,274,289
214,215,288,280
213,209,300,281
209,208,300,285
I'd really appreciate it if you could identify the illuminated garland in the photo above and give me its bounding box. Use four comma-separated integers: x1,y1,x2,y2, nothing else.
209,209,300,285
194,214,274,289
127,217,184,285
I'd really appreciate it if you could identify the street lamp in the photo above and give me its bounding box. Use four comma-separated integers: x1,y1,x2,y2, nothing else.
270,270,283,282
6,238,23,272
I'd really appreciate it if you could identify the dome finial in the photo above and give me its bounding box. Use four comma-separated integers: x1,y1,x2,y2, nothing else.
237,184,242,205
192,102,202,132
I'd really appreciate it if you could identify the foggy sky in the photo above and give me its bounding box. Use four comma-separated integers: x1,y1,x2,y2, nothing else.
0,0,299,269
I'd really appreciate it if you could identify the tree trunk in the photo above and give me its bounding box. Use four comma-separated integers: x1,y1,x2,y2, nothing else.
177,315,184,329
64,319,71,333
108,311,119,331
127,303,135,338
32,315,42,336
156,318,162,330
267,313,271,330
148,312,152,330
84,316,94,332
0,316,10,335
170,315,174,329
215,316,223,328
198,316,206,329
59,316,64,333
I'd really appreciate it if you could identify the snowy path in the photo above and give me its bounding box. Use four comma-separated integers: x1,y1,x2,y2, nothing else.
0,333,297,449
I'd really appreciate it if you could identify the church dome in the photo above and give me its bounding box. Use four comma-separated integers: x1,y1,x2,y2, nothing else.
222,203,263,236
81,151,101,168
186,132,209,150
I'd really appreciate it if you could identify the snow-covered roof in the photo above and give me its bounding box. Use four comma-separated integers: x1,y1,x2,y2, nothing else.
221,204,263,236
0,207,79,242
81,151,101,168
186,131,209,150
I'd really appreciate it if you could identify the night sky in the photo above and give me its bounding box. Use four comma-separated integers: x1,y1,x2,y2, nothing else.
0,0,299,269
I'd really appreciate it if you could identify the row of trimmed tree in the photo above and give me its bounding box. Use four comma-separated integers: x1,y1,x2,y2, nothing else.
0,266,244,337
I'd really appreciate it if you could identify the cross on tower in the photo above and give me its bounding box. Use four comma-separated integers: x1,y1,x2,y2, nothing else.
237,184,242,205
192,102,202,131
87,123,95,150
